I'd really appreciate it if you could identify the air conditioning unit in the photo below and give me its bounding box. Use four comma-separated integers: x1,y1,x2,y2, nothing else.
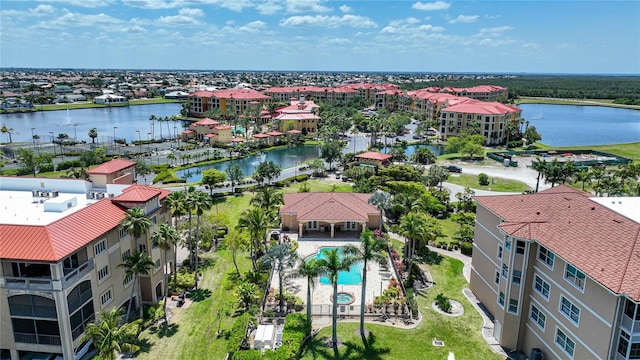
107,193,114,199
87,192,95,199
96,193,105,199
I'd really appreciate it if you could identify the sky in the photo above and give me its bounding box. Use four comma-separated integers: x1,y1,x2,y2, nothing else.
1,0,639,74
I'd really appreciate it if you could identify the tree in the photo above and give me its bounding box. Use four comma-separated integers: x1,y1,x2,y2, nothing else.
321,141,343,170
224,230,248,277
390,147,406,162
88,127,98,144
574,168,592,191
461,141,484,159
315,248,357,349
226,163,244,193
236,206,272,270
290,258,320,328
191,190,213,290
1,123,13,143
343,230,387,341
237,281,260,311
424,165,449,190
83,308,141,360
164,191,186,290
368,190,391,231
523,125,542,145
120,251,154,320
260,243,298,313
531,158,548,192
135,161,152,184
255,160,282,184
120,207,153,319
455,187,476,213
252,186,284,220
411,147,436,165
16,148,53,177
151,224,179,323
307,158,326,176
398,211,425,284
201,169,227,197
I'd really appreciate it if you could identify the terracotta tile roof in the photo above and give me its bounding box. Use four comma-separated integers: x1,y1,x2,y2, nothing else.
253,133,270,138
280,192,378,222
112,184,164,202
215,125,232,130
87,158,136,174
194,118,219,125
230,137,245,142
0,199,126,261
266,131,284,136
287,130,302,134
442,101,521,115
356,152,392,161
475,185,640,301
212,88,271,100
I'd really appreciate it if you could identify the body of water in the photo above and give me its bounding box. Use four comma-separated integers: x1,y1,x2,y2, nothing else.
382,143,443,157
175,145,321,183
313,247,363,285
520,104,640,146
0,104,182,144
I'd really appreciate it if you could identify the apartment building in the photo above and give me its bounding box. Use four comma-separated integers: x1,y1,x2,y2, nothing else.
0,163,172,360
439,100,522,145
187,88,270,117
470,185,640,360
273,97,320,135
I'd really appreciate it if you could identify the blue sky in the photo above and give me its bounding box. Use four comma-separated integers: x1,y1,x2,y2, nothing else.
1,0,638,74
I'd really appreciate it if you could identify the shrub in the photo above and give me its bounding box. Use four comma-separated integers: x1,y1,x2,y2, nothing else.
460,241,473,256
436,293,452,313
478,173,490,186
294,174,310,182
231,350,263,360
508,140,524,148
227,313,255,354
56,160,83,171
276,313,310,359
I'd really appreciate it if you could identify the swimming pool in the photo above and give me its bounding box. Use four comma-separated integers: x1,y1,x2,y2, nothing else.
313,247,363,285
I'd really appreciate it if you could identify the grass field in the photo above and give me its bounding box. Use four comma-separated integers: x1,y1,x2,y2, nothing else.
533,142,640,163
517,97,640,110
446,174,531,193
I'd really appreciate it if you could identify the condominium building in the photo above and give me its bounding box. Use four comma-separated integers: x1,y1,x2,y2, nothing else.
439,100,522,145
470,185,640,360
273,96,320,135
0,160,173,360
187,88,270,117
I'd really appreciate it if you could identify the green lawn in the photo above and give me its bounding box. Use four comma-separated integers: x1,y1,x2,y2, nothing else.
446,174,531,193
517,97,640,110
532,142,640,163
300,257,505,360
283,179,353,193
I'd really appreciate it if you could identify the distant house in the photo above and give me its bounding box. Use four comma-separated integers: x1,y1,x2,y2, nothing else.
94,94,128,105
279,192,381,238
274,96,320,135
164,91,189,100
354,151,392,168
86,158,137,188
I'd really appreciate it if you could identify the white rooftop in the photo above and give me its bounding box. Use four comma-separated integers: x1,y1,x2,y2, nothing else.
590,197,640,223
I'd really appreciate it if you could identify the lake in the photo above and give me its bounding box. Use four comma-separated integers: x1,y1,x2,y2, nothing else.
382,143,443,157
175,145,321,183
520,104,640,146
0,103,182,144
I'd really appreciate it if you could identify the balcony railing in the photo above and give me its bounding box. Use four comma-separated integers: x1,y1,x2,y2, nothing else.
9,305,57,319
14,332,61,346
62,259,94,288
2,277,53,291
621,314,640,333
68,288,93,313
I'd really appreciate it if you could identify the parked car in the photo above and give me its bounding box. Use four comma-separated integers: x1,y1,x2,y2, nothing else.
447,165,462,173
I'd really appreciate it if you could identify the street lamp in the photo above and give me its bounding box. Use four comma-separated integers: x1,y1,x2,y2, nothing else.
147,132,151,155
49,131,55,156
31,128,37,153
113,126,118,156
73,123,78,151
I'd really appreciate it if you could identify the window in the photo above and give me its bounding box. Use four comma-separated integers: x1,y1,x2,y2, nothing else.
151,216,157,225
534,275,550,299
560,296,580,324
497,245,503,259
100,290,112,306
97,265,109,281
618,330,630,357
155,259,161,269
512,270,522,285
139,244,147,253
555,328,575,357
494,271,500,285
530,305,546,329
121,249,131,262
516,240,526,255
505,240,512,250
498,292,505,307
538,246,555,268
508,299,519,313
94,240,106,256
565,264,586,290
119,227,128,239
502,264,509,279
124,273,133,285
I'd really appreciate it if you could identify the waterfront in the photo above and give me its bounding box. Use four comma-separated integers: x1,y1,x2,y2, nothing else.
521,104,640,146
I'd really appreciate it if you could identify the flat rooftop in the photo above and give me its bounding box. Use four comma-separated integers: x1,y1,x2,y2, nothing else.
590,197,640,223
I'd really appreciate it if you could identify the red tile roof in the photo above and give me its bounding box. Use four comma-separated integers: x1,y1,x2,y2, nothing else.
356,152,392,161
212,88,270,100
475,185,640,301
230,137,245,142
215,125,232,130
280,193,378,222
0,199,126,261
194,118,219,125
442,101,521,115
266,131,284,136
253,133,270,138
112,184,166,202
87,158,136,174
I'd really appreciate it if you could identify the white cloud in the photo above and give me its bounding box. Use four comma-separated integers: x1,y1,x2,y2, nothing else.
237,20,267,33
37,0,114,8
122,0,178,9
479,26,514,35
449,15,479,24
33,11,123,30
256,0,283,15
382,18,443,34
1,4,55,18
158,8,204,26
286,0,332,14
126,25,147,34
412,1,451,11
280,14,377,28
339,4,352,13
123,0,251,11
33,5,55,15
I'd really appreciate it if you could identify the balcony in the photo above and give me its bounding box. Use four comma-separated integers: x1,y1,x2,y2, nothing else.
621,314,640,334
62,259,94,288
14,332,62,346
9,304,57,319
2,277,53,291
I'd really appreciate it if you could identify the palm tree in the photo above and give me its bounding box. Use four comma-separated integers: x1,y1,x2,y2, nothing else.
1,123,13,143
237,281,260,311
343,230,387,341
236,206,272,270
120,251,155,320
531,158,548,192
315,248,357,350
88,127,98,144
151,224,179,323
260,243,298,313
191,190,213,290
368,190,391,231
398,211,425,289
120,207,153,319
290,258,320,328
149,114,156,140
164,191,186,290
83,308,140,360
574,168,592,191
252,186,284,220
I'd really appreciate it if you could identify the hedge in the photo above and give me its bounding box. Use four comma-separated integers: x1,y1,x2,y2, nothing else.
294,174,310,182
56,160,83,171
227,313,254,354
460,242,473,256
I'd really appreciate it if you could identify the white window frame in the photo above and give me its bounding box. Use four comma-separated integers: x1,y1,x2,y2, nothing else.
502,264,509,279
155,259,161,269
564,263,586,291
508,299,519,314
538,246,555,269
497,245,503,260
530,304,546,330
121,249,131,262
124,273,134,285
97,265,110,282
515,240,526,255
119,227,128,239
512,270,522,285
498,292,505,308
534,275,550,300
494,271,500,285
94,239,106,256
559,296,581,325
555,328,576,358
505,239,512,251
100,289,113,307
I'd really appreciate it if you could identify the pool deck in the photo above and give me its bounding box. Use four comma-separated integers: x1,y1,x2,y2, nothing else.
271,232,395,317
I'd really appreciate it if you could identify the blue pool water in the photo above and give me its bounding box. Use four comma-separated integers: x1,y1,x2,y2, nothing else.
314,247,363,285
